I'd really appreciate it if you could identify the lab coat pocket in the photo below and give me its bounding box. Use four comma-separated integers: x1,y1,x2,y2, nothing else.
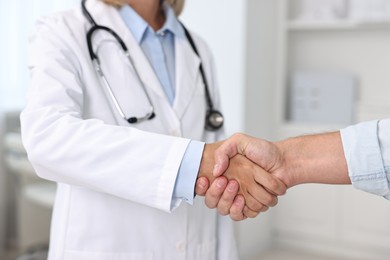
64,250,154,260
196,238,216,260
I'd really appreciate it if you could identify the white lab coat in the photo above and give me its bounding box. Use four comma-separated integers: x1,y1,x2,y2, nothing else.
20,1,238,260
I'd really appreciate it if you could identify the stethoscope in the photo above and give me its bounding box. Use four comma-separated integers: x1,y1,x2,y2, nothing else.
81,0,224,130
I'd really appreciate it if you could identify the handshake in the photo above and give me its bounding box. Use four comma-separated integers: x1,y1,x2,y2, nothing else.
194,132,350,221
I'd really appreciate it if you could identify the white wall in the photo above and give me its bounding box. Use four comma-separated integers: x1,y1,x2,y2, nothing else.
181,0,247,135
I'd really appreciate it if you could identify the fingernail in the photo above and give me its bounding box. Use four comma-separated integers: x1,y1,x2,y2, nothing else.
227,182,237,192
234,196,244,205
198,179,206,189
216,178,226,188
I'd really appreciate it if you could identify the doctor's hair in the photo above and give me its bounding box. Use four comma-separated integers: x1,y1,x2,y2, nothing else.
102,0,185,16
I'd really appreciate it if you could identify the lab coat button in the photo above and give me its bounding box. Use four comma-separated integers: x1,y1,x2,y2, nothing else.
176,241,185,252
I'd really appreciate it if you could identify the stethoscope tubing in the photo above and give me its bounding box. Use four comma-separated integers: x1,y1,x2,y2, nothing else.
81,0,223,129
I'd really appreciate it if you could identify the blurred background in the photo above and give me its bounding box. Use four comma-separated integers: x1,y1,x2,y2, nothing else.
1,0,390,259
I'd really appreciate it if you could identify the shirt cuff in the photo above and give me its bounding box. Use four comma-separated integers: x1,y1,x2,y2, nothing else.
172,140,205,205
340,120,389,198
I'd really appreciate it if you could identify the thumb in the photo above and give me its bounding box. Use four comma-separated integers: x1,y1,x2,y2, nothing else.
213,134,247,177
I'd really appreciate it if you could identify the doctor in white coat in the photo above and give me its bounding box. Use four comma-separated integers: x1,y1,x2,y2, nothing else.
20,0,286,259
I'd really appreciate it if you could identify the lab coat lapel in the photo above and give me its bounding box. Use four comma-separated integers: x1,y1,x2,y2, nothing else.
174,37,201,120
90,0,170,101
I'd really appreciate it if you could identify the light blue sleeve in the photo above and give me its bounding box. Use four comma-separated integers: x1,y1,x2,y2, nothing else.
340,120,390,199
172,140,205,205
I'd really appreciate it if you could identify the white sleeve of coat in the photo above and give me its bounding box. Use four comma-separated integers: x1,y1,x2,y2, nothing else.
21,16,188,213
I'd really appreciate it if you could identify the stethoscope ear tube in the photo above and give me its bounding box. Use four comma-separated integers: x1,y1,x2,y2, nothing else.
82,0,96,26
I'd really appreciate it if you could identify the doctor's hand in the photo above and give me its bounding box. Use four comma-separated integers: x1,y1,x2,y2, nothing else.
196,142,287,220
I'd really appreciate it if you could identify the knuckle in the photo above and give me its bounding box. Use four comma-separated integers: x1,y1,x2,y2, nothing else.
209,185,224,198
261,206,269,212
230,206,244,221
243,208,259,218
209,189,221,198
230,212,245,221
231,215,242,222
247,200,262,213
264,194,277,206
217,201,232,216
221,196,235,208
205,203,214,209
232,132,245,141
217,207,229,216
205,200,214,209
195,186,206,196
268,178,280,192
232,132,242,139
205,197,218,209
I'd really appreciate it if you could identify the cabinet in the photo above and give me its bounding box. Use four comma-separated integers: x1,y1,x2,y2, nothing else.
273,0,390,258
274,0,390,139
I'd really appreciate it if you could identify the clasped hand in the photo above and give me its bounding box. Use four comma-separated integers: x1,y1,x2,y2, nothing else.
196,134,287,221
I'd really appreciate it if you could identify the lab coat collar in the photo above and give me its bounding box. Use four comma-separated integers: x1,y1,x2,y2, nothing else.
118,4,185,44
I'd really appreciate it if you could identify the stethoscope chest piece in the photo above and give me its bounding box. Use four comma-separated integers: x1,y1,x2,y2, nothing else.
205,110,224,131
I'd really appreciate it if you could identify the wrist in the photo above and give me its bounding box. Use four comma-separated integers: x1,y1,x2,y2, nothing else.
274,139,300,188
275,132,346,187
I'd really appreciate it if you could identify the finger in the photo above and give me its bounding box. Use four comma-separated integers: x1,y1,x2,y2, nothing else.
195,177,210,196
243,203,269,219
204,177,228,209
260,205,269,212
244,191,273,212
216,180,239,216
253,170,287,196
247,186,278,208
243,206,260,218
229,195,247,221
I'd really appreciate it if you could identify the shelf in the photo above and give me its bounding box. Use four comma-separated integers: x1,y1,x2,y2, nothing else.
287,20,390,31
